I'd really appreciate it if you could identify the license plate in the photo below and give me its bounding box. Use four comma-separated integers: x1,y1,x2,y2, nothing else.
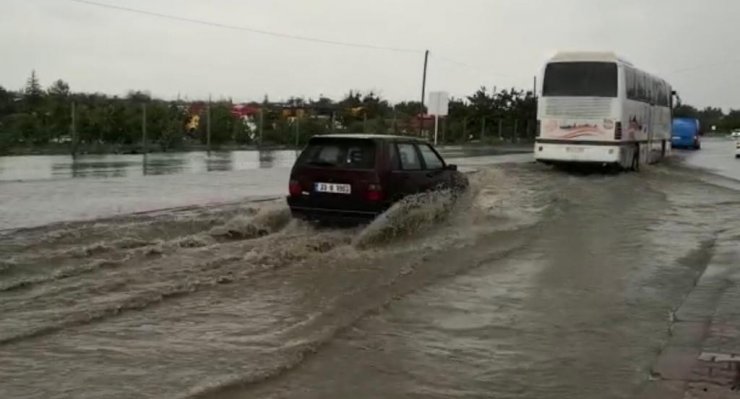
314,182,351,194
565,147,584,153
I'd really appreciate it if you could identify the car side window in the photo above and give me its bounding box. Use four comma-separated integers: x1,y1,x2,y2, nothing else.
396,143,422,170
418,144,445,170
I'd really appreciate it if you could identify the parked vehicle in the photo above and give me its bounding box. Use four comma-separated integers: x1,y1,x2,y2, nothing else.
287,134,468,224
671,118,702,150
731,130,740,139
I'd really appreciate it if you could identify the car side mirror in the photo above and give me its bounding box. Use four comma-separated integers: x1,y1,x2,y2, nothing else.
446,164,458,171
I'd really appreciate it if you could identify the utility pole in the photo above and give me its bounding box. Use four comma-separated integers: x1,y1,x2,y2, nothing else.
419,49,429,136
141,103,148,154
70,101,77,157
206,95,212,152
533,75,538,100
363,112,367,133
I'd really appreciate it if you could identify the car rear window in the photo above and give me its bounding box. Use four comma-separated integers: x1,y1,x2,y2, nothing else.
297,138,376,169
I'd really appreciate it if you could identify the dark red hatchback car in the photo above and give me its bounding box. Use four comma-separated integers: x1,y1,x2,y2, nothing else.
287,134,467,223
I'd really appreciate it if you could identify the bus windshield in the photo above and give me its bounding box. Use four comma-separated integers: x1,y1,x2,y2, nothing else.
543,62,618,98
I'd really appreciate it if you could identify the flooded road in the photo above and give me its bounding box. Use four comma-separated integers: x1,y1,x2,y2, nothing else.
1,139,739,399
0,147,530,230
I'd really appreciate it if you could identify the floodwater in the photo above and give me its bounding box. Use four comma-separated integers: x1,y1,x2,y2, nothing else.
0,146,531,182
0,147,530,230
0,139,739,399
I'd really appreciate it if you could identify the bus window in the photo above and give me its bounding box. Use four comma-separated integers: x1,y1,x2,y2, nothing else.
662,82,670,106
636,72,647,102
656,81,667,106
626,68,638,100
542,62,618,97
647,78,656,104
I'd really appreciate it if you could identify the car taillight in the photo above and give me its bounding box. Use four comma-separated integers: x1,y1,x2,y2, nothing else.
289,180,301,197
615,122,622,140
366,184,383,202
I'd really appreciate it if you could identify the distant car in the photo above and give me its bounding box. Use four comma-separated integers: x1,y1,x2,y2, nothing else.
731,131,740,139
287,134,468,224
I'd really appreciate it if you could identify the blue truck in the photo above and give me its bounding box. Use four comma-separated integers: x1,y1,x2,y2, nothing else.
671,118,702,150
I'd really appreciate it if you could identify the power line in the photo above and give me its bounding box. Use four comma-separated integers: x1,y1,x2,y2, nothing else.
66,0,526,82
67,0,422,54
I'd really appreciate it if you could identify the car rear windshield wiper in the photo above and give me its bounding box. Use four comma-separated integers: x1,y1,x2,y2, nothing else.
307,160,337,167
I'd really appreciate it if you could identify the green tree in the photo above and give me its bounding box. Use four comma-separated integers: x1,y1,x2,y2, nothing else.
310,96,336,118
23,70,44,110
697,106,724,132
394,101,425,117
360,92,391,119
673,104,699,118
48,79,70,97
0,85,18,117
466,87,494,138
446,97,470,143
338,90,363,127
127,90,152,103
47,79,71,141
232,116,252,145
200,103,237,146
722,109,740,131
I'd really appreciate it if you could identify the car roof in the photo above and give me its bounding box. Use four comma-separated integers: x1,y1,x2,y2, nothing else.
312,134,430,143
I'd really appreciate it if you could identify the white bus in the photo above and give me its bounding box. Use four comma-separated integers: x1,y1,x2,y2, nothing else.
535,52,673,170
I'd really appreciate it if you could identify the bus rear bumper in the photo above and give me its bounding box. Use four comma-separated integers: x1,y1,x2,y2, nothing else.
534,141,623,164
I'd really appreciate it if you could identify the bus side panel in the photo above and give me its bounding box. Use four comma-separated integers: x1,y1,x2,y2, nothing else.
656,105,673,157
624,99,650,143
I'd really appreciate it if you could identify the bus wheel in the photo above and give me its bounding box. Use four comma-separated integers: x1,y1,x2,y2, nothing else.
631,145,640,172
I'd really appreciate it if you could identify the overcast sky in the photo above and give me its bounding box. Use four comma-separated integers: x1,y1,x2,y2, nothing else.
1,0,738,108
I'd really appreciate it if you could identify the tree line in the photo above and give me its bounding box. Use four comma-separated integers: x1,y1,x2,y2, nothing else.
672,103,740,133
0,70,539,154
